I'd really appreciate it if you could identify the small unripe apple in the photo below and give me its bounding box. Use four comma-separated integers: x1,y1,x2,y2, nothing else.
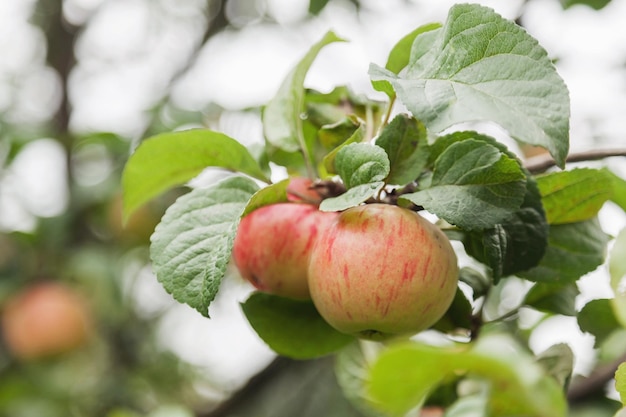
1,282,92,360
286,177,322,205
232,203,338,299
308,204,458,340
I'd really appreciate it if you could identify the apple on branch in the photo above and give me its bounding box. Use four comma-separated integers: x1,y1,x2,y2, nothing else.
308,203,459,340
233,201,338,300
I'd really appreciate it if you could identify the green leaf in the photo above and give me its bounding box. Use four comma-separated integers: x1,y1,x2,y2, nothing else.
305,86,384,130
319,142,390,211
431,288,473,332
525,282,579,316
578,299,621,346
610,228,626,329
458,267,491,300
318,117,361,150
241,293,354,359
607,170,626,211
122,129,270,219
319,182,385,212
335,343,387,417
375,114,429,186
335,143,390,189
445,393,488,417
241,179,290,217
519,218,609,283
464,176,548,281
369,4,570,167
401,139,526,231
616,362,626,405
309,0,330,15
536,168,614,225
322,124,366,176
150,176,259,316
385,23,442,74
561,0,612,10
535,343,574,389
263,31,345,153
366,333,566,417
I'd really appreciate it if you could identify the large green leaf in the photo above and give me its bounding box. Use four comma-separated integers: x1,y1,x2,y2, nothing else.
375,114,429,186
241,179,289,217
519,218,609,283
150,176,259,316
318,117,361,150
122,129,269,219
369,4,570,167
335,143,390,189
431,288,473,333
372,23,441,98
524,282,579,316
608,170,626,211
401,138,526,231
241,293,354,359
536,168,614,225
610,228,626,328
578,299,621,346
385,24,442,74
535,344,574,389
263,31,345,153
366,333,567,417
319,183,385,212
335,343,387,417
320,143,389,212
464,175,548,281
458,267,491,300
322,124,366,176
445,393,489,417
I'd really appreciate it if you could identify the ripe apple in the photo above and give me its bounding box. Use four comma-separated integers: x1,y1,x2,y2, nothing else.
308,204,458,340
1,282,92,360
232,203,338,299
286,177,322,205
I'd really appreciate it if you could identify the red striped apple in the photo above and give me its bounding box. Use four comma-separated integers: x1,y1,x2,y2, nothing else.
233,203,338,299
308,204,458,340
286,177,322,205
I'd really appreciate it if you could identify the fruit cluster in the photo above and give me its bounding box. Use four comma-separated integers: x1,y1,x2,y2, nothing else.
233,178,459,340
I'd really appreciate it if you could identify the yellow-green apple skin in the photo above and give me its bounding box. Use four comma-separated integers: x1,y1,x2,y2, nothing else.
232,203,338,299
308,204,459,340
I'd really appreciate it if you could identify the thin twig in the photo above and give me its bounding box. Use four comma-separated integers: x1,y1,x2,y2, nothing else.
524,148,626,174
567,351,626,402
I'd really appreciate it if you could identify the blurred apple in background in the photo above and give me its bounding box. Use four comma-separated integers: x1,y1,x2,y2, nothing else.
1,281,92,360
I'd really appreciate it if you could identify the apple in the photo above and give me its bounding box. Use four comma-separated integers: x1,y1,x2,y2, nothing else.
286,177,322,205
1,282,92,360
232,203,338,299
308,203,458,340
